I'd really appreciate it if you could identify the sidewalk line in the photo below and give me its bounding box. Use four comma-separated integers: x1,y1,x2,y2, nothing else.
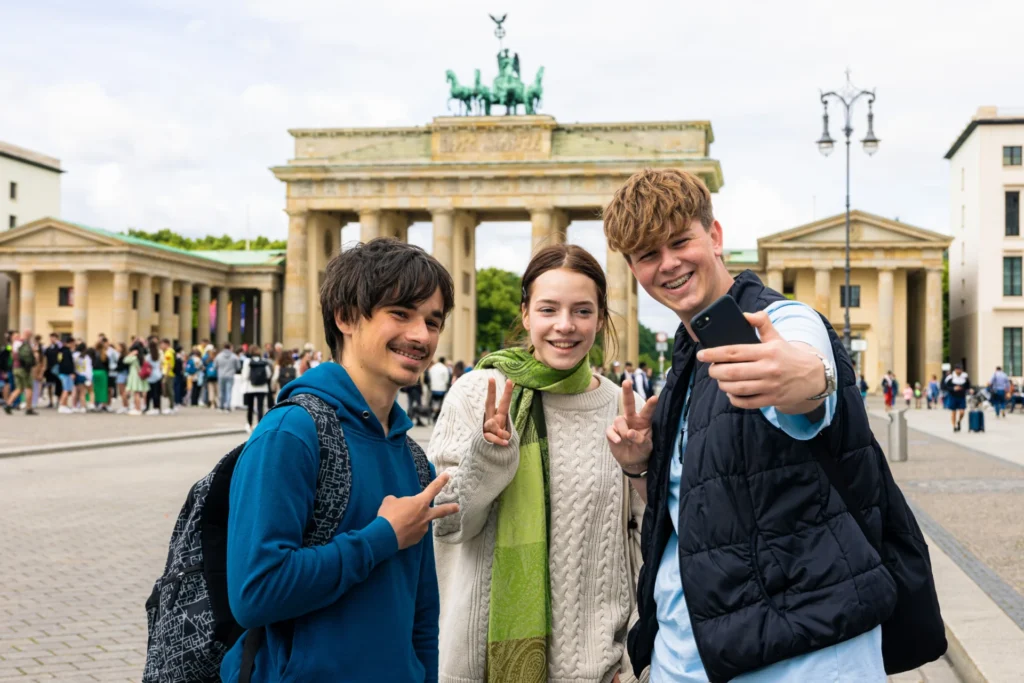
923,527,1024,683
0,427,248,460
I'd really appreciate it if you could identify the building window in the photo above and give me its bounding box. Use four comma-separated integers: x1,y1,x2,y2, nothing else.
8,182,15,200
154,293,160,313
132,290,138,310
1008,191,1021,237
1005,146,1023,166
8,215,15,229
1005,328,1023,377
840,285,861,308
1005,256,1023,296
58,287,74,307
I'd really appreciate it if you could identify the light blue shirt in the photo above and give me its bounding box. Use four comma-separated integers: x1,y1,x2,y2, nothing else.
650,300,885,682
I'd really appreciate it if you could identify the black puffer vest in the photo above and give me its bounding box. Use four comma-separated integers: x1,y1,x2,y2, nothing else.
628,271,897,682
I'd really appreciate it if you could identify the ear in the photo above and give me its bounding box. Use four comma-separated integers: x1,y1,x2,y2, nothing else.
709,220,724,257
521,303,530,332
334,309,357,337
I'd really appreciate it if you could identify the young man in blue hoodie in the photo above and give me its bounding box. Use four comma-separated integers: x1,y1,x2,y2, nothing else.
221,238,459,682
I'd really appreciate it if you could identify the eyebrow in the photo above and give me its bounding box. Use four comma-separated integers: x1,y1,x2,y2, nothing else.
535,298,596,306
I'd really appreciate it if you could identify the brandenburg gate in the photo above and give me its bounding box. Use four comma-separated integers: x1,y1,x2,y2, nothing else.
272,115,723,364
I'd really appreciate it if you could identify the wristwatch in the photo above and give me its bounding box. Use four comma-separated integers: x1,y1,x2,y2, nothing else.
806,351,837,401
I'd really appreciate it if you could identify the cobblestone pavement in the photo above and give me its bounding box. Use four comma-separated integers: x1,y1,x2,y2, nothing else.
0,405,246,451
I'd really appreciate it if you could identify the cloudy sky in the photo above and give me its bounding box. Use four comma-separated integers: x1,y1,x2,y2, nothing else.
3,0,1022,334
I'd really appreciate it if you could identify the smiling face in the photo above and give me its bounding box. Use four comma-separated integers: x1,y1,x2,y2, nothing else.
522,268,603,371
627,218,732,324
337,288,444,390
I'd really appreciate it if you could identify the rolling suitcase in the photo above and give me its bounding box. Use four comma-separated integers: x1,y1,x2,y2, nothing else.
968,410,985,433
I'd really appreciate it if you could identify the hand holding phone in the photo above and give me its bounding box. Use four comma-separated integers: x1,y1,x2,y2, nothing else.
691,295,760,349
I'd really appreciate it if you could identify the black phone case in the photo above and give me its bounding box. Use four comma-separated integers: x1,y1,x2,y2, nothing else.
691,295,760,348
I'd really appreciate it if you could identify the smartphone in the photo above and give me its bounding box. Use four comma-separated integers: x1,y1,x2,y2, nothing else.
691,295,760,348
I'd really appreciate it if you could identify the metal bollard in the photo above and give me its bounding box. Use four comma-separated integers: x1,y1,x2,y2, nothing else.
887,408,908,462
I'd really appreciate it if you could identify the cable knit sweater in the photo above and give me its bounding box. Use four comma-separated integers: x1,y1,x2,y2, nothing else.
429,369,646,683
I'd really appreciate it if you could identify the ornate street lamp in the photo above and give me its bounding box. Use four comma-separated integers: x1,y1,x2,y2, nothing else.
817,70,879,352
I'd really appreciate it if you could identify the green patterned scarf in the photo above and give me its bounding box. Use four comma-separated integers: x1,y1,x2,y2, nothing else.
476,348,593,683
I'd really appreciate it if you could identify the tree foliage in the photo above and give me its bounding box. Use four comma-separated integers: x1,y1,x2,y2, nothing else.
126,227,287,251
476,268,522,356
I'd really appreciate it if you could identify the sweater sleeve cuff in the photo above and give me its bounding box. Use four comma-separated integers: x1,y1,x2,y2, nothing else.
365,516,400,565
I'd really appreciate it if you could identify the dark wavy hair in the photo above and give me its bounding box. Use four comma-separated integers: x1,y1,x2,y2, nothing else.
320,238,455,361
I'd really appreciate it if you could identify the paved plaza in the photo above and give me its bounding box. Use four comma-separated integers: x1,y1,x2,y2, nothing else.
3,405,1019,681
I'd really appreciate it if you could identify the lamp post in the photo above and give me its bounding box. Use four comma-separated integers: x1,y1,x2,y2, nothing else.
816,70,879,353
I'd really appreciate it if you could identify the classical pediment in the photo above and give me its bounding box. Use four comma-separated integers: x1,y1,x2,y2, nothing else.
759,211,952,247
0,218,124,251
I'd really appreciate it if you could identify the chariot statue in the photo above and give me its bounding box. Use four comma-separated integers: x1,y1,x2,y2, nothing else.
445,14,544,116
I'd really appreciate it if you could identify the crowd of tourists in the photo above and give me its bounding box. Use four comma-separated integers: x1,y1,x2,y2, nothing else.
137,169,946,683
0,332,327,431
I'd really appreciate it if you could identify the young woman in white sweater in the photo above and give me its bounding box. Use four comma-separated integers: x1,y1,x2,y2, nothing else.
429,244,647,683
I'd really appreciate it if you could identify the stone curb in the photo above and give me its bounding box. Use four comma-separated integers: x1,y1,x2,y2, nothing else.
0,428,248,460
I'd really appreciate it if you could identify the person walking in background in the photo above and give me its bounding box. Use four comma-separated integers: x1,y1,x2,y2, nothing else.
4,330,38,416
273,348,297,395
159,339,176,414
30,335,45,409
145,340,163,415
859,373,869,405
124,341,148,415
989,365,1011,418
242,345,270,433
56,338,76,414
92,341,110,412
608,361,623,386
427,355,452,420
913,382,923,409
902,382,913,409
203,344,218,409
213,342,237,412
44,333,61,408
927,374,940,409
943,363,970,432
620,361,634,387
634,361,652,400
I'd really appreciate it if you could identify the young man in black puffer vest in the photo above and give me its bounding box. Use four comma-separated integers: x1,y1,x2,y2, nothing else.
603,169,920,682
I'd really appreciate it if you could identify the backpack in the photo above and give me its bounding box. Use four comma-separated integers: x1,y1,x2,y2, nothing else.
248,359,269,387
142,393,432,683
139,359,153,380
813,434,946,674
278,365,297,387
205,361,217,380
17,343,35,369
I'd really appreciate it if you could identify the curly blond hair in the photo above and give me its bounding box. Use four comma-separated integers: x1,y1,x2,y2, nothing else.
603,168,715,259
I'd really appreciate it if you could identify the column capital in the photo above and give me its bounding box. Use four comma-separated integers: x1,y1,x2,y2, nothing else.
814,266,832,273
877,265,897,273
284,207,308,218
925,266,944,274
429,207,454,217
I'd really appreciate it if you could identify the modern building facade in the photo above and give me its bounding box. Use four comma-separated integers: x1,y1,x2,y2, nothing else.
0,141,63,331
0,218,284,347
946,106,1024,381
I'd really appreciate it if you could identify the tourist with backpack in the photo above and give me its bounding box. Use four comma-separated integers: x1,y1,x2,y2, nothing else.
241,345,271,433
142,238,458,683
603,169,944,681
272,348,297,396
4,330,39,416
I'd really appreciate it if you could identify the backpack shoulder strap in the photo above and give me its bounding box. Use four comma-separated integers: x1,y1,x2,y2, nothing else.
269,394,351,546
406,437,433,490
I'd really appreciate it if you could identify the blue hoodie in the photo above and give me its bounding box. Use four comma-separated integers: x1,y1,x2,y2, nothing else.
220,362,438,683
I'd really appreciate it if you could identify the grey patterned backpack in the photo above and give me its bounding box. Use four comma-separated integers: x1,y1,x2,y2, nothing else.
142,393,432,683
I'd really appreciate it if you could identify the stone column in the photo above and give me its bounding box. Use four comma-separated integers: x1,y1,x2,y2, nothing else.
8,274,19,335
530,207,568,253
137,274,153,338
283,210,309,350
196,284,211,343
451,211,478,363
215,288,229,346
924,268,944,382
877,268,895,380
72,271,89,340
380,211,411,242
814,268,831,319
359,209,381,243
159,277,175,341
606,247,632,364
230,290,243,345
431,209,455,360
767,268,784,293
112,271,130,344
260,289,274,348
18,270,34,333
178,281,193,347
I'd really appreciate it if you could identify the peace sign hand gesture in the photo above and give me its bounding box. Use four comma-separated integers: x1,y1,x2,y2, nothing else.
482,378,515,447
606,379,659,475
